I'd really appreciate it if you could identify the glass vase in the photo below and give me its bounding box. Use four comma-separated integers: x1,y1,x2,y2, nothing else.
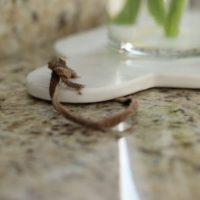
107,0,200,57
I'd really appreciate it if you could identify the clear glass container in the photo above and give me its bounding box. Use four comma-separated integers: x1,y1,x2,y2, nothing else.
107,0,200,57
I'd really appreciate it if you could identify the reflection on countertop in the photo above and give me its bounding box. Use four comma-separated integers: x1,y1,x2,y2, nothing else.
1,44,200,200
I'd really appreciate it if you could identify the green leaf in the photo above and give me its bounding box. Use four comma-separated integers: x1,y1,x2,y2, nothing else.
165,0,187,37
111,0,142,25
148,0,166,25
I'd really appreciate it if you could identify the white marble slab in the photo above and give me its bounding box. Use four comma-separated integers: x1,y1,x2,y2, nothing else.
26,27,200,103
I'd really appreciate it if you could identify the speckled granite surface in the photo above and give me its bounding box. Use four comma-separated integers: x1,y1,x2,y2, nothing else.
1,42,200,199
0,0,105,56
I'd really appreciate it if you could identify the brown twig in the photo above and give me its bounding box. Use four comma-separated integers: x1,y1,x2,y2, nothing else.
114,96,133,106
48,57,138,130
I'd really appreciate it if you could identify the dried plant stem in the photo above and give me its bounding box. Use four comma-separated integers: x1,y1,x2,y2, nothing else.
48,58,138,130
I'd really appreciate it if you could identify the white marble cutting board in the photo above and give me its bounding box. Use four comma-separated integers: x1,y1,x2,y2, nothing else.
26,27,200,103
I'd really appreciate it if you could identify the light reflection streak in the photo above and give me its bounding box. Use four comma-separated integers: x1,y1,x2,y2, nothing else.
113,122,130,132
118,138,141,200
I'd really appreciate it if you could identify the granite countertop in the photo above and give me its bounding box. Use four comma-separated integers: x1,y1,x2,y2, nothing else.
0,0,105,57
1,1,200,199
1,43,200,200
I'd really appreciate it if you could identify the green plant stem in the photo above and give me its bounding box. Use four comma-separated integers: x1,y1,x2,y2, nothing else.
165,0,187,37
148,0,166,25
112,0,142,25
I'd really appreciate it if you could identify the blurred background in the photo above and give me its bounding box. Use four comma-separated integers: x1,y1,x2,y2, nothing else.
0,0,106,57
